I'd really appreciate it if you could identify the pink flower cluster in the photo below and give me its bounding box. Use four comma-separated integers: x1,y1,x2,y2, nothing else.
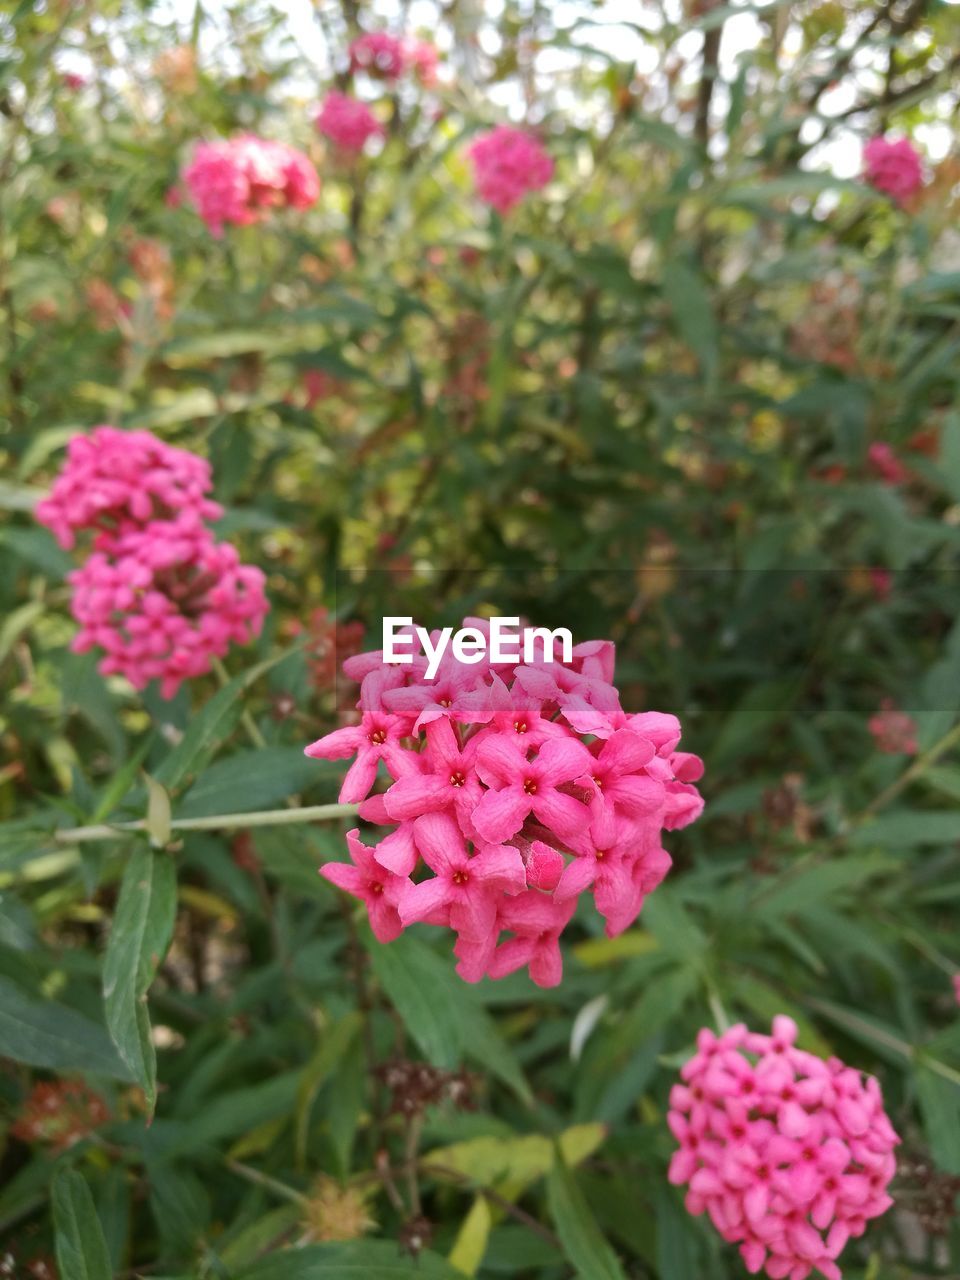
863,137,924,206
183,135,320,237
668,1017,899,1280
315,92,384,154
37,426,268,699
348,32,437,83
866,442,908,486
868,701,918,755
307,621,703,987
36,425,222,551
467,126,554,215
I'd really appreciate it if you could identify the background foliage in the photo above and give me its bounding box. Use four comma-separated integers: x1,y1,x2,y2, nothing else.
1,0,960,1276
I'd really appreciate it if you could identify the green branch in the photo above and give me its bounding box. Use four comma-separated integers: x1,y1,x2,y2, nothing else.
54,802,360,845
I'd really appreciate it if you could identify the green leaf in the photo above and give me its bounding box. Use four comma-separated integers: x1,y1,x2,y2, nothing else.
0,975,132,1079
0,600,44,666
238,1240,465,1278
153,652,288,793
0,479,45,513
103,846,177,1111
654,1187,699,1279
52,1168,112,1280
940,411,960,502
448,1195,492,1277
366,932,531,1102
424,1123,606,1202
849,811,960,848
915,1064,960,1174
177,747,324,818
720,173,863,205
295,1013,362,1168
754,854,897,919
662,260,718,383
546,1151,627,1280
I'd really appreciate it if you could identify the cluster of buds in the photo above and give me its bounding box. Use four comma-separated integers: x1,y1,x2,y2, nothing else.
11,1079,110,1151
36,426,268,699
182,134,320,236
376,1058,477,1117
308,619,703,986
668,1017,899,1279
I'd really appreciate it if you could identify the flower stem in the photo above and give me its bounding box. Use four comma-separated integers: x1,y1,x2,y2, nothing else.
55,802,359,844
212,656,267,749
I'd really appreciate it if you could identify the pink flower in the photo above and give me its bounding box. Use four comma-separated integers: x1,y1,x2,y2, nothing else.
868,701,918,755
473,735,593,843
348,31,407,80
467,126,554,215
486,891,577,988
315,91,383,154
867,442,909,486
380,719,484,834
399,811,526,940
868,568,892,601
35,425,222,551
306,706,416,803
404,38,439,87
555,809,671,937
67,524,268,699
953,975,960,1006
668,1017,899,1280
62,72,87,91
183,135,320,237
309,619,703,984
863,136,924,206
320,829,407,942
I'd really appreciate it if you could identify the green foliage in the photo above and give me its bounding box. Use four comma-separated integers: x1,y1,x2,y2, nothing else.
1,0,960,1277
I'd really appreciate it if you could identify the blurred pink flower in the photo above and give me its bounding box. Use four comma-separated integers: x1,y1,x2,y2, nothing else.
868,701,918,755
61,72,87,91
37,426,268,700
349,31,407,80
35,424,221,550
315,91,383,153
867,442,909,485
404,38,439,86
668,1017,899,1280
467,126,554,215
68,521,268,699
868,568,893,601
863,136,924,205
183,135,320,236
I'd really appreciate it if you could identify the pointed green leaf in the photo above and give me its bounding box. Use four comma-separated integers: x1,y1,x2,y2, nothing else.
546,1151,627,1280
103,846,177,1110
52,1168,112,1280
